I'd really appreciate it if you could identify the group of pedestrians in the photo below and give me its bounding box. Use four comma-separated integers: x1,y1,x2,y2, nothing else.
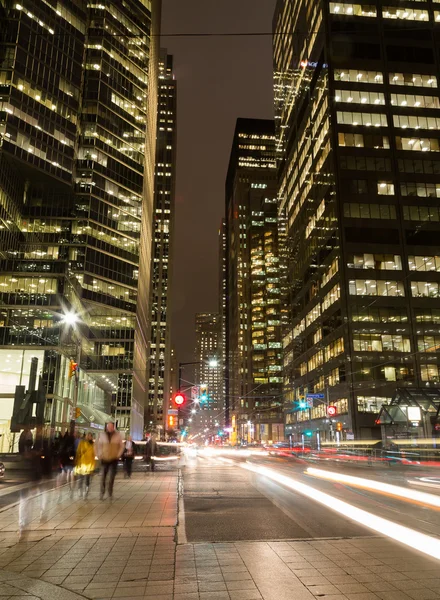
60,423,138,500
17,423,153,536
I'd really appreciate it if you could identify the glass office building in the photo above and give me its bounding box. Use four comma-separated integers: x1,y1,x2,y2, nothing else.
0,0,160,447
146,51,176,433
193,312,223,437
274,0,440,440
225,119,285,444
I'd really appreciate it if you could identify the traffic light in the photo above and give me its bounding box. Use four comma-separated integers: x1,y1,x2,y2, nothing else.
173,392,186,407
69,360,78,379
299,400,306,409
336,421,343,431
75,407,81,419
168,415,175,427
200,384,208,402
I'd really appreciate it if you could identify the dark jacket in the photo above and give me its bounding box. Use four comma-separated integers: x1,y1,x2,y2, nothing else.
123,441,137,459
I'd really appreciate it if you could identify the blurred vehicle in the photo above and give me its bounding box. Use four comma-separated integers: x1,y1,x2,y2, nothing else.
0,461,5,480
265,442,312,458
151,442,181,471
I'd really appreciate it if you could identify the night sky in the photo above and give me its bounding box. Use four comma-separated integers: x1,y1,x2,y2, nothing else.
162,0,277,362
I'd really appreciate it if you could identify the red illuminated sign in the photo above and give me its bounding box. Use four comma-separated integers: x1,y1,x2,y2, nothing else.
174,392,186,407
327,405,337,417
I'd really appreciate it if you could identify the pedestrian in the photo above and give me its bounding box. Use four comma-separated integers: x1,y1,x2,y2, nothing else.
123,436,137,478
143,434,157,471
59,431,75,493
18,427,33,455
97,422,123,500
75,432,96,498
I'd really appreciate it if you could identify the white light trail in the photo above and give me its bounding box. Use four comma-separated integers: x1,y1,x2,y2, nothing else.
307,467,440,508
409,477,440,490
242,462,440,560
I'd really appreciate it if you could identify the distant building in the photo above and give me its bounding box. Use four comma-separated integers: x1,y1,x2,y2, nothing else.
146,51,177,434
193,313,222,437
273,0,440,440
0,0,160,447
225,119,285,444
219,219,227,420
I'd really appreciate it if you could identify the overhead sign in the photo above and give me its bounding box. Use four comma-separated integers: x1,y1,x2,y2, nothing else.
307,393,325,400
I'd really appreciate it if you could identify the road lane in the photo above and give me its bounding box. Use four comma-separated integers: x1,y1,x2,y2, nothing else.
183,454,369,542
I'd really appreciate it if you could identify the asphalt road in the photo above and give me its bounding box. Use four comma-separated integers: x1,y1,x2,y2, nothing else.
182,453,368,542
182,451,440,544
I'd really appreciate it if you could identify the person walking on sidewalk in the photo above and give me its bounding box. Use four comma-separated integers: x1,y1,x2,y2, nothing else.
59,430,75,494
97,422,124,500
122,435,137,478
75,432,96,498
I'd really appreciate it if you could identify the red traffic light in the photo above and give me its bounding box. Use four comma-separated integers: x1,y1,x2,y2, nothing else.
174,392,186,407
327,405,337,417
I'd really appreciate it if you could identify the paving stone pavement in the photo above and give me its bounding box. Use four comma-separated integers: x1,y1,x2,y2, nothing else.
0,471,440,600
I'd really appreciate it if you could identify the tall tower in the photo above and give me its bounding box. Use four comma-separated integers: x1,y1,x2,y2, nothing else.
0,0,161,445
146,50,177,434
194,313,222,437
225,119,285,445
274,0,440,440
218,219,227,423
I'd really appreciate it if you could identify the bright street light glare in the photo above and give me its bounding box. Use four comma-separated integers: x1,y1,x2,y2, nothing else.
61,311,79,326
208,358,218,367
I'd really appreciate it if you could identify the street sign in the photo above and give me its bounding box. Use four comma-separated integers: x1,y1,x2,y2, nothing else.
327,405,337,417
191,386,200,400
307,393,325,400
307,399,313,408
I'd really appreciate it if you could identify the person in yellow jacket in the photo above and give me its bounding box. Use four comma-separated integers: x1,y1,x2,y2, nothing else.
74,433,96,498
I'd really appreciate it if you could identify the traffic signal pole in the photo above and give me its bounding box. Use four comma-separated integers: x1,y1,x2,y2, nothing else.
70,339,81,435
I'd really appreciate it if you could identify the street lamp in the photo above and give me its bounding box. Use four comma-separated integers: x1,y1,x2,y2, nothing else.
60,310,80,327
208,358,218,368
60,309,81,434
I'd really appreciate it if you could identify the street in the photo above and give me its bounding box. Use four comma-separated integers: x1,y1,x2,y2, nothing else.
1,453,440,600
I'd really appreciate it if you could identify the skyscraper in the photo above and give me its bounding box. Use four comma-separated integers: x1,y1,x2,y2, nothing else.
225,119,285,445
146,50,177,434
194,312,222,437
218,219,227,424
274,0,440,440
0,0,160,446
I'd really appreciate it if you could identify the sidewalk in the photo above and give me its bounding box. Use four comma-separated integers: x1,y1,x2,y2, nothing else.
0,472,177,600
0,471,440,600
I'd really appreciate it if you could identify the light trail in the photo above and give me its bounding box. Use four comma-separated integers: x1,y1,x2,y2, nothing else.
306,467,440,509
241,462,440,560
409,477,440,490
